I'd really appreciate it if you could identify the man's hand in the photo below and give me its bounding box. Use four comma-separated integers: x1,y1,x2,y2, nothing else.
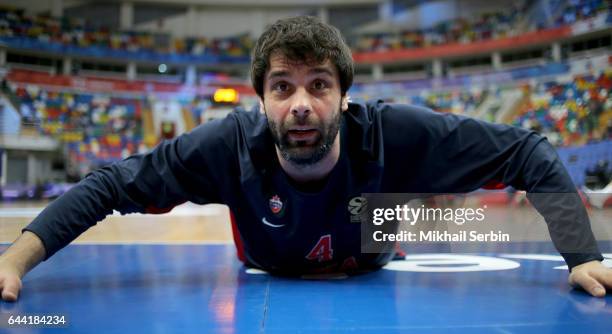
569,260,612,297
0,262,23,302
0,231,46,302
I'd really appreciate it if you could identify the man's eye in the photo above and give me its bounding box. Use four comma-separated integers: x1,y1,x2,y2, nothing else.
273,82,289,92
312,80,327,90
313,80,327,90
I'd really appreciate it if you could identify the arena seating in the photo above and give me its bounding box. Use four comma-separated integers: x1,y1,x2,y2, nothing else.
0,7,253,60
556,0,609,26
355,10,525,52
2,1,607,60
354,0,609,53
10,84,145,172
0,1,609,186
513,71,612,146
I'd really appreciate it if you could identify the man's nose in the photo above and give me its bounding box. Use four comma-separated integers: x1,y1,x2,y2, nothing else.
290,88,312,120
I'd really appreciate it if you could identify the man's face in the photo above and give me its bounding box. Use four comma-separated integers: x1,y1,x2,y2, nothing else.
261,53,348,166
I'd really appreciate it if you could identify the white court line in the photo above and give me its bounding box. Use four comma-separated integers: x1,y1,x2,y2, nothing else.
500,254,565,261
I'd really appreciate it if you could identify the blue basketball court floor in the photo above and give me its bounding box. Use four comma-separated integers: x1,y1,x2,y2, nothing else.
0,203,611,333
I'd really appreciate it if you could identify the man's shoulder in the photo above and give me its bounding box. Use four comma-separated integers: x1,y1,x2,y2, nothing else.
347,100,441,122
346,100,447,135
231,105,268,127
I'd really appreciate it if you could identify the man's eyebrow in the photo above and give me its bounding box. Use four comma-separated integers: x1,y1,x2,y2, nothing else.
267,70,290,81
308,67,334,77
266,67,335,81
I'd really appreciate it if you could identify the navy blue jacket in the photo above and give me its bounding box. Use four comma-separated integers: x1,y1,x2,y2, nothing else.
24,101,603,273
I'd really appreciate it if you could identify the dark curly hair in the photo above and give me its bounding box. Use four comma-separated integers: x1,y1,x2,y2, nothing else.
251,16,354,99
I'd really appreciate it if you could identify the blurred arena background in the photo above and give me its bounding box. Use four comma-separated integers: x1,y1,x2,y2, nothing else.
0,0,609,211
1,3,611,331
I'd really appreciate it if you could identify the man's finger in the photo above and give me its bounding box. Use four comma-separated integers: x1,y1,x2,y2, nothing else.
1,277,21,302
571,272,606,297
591,268,612,290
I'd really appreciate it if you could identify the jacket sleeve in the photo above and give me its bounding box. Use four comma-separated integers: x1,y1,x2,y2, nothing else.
23,116,238,260
381,103,603,270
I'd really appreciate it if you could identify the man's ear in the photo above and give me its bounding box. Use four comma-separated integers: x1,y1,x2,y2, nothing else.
259,99,265,114
341,95,349,112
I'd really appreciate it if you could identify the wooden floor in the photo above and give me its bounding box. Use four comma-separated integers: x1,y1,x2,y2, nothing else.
0,201,234,244
1,199,610,247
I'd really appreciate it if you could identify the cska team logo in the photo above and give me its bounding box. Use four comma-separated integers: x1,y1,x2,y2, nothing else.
269,195,284,215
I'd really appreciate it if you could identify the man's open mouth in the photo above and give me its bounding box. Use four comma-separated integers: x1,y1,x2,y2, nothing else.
287,129,318,142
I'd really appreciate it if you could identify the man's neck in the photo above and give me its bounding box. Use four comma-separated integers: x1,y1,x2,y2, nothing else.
276,135,341,184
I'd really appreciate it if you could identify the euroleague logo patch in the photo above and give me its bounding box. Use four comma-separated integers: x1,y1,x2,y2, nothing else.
348,196,367,223
269,195,285,216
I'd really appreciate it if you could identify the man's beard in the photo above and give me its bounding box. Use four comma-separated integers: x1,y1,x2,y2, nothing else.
266,105,342,167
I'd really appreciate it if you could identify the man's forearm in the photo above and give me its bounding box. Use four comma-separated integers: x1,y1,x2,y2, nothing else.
527,192,603,270
0,231,46,277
